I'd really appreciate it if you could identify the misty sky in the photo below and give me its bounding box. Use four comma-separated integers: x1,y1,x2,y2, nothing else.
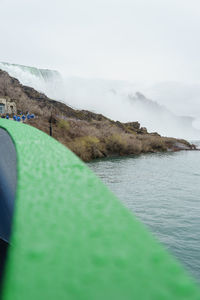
1,0,200,83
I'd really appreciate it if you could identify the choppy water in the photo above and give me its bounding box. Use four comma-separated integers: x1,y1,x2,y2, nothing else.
88,144,200,282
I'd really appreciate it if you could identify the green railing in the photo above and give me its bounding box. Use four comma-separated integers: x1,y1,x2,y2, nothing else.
0,119,199,299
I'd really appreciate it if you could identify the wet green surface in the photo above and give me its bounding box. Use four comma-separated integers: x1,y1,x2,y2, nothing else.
0,119,199,299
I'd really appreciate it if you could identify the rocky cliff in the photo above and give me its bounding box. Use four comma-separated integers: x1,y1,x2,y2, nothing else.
0,69,195,161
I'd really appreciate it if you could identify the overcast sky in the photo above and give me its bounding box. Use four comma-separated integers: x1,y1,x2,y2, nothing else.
1,0,200,83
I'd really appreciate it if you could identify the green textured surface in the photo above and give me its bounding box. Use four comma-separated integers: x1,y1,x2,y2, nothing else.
0,119,199,299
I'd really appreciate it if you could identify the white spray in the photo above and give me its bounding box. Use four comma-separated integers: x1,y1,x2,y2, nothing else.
0,62,199,140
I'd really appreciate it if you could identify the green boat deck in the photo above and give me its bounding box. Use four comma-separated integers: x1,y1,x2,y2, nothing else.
0,119,199,299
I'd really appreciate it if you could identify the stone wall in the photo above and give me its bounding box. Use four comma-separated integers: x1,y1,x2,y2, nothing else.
0,97,17,114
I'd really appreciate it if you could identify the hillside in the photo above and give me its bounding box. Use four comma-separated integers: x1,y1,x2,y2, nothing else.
0,69,195,161
1,62,200,140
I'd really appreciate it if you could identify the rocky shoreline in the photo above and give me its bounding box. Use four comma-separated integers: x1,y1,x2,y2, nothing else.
0,69,196,162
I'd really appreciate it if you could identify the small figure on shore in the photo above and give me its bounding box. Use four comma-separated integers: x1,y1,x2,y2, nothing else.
22,115,26,122
17,116,21,122
6,115,9,120
13,115,17,121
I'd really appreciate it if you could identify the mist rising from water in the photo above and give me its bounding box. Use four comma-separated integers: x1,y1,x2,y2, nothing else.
63,77,200,139
1,62,200,140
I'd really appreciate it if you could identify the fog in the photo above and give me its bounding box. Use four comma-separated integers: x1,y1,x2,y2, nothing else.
1,62,200,140
1,0,200,139
63,76,200,139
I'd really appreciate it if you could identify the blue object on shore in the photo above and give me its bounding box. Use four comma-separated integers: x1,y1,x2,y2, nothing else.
30,114,35,119
17,116,21,122
27,114,31,120
13,116,17,121
6,115,9,120
22,115,26,121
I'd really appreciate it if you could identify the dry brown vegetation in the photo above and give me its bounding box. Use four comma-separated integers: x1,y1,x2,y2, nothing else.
0,68,194,162
29,116,194,162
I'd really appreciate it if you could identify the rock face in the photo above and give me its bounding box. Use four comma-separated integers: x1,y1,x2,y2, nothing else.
0,69,108,120
124,122,140,130
0,69,196,161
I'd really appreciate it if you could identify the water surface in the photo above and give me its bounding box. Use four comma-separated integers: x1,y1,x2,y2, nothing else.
88,147,200,282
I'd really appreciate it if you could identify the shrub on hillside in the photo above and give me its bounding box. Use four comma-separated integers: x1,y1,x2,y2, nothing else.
67,136,104,161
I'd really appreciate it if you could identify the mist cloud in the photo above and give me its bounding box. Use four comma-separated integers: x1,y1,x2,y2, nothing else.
1,0,200,138
1,0,200,83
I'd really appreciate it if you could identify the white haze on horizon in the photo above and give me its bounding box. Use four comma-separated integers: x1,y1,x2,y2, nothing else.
1,0,200,139
2,0,200,84
1,62,200,140
63,76,200,139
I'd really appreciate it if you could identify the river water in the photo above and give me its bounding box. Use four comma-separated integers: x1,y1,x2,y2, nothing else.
88,144,200,282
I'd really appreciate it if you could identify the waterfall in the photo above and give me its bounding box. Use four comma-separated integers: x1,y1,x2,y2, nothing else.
0,62,65,100
0,62,199,139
